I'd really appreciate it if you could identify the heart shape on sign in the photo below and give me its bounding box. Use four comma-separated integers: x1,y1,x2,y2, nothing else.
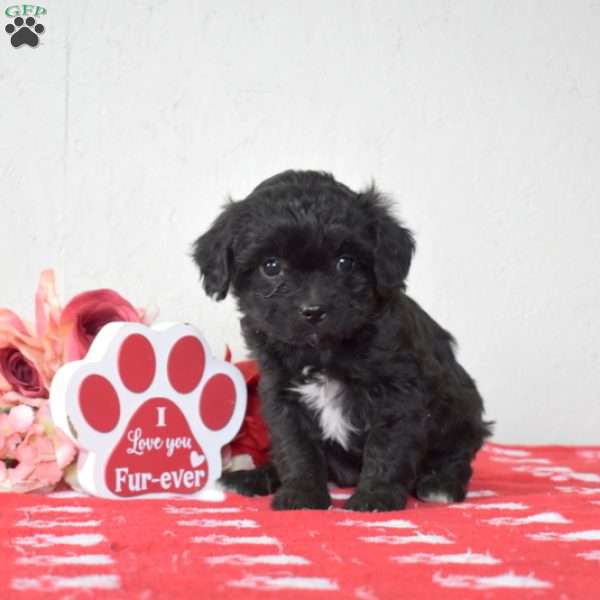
190,451,206,468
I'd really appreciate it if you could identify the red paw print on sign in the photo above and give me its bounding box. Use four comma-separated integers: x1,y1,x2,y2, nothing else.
50,323,247,499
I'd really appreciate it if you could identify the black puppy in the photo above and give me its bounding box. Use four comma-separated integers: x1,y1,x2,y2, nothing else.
193,170,492,512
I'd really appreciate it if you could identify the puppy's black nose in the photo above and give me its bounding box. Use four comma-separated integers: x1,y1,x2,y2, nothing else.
300,305,327,324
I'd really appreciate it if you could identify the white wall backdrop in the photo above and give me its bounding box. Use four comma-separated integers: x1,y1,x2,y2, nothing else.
1,0,599,444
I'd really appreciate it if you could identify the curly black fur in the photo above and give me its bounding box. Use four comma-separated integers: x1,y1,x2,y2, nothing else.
193,170,492,512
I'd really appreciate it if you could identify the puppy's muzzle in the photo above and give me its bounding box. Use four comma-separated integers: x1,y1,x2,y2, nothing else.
300,304,327,325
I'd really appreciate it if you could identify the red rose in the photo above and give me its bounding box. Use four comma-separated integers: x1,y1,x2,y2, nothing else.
0,309,49,403
59,289,148,361
229,360,271,466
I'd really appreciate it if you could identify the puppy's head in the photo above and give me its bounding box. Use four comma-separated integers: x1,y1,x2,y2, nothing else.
192,170,414,348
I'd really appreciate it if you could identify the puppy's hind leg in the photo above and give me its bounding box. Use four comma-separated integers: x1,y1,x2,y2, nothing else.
219,463,281,497
415,451,474,504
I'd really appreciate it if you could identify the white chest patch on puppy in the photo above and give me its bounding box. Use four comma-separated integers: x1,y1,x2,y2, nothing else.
291,373,356,450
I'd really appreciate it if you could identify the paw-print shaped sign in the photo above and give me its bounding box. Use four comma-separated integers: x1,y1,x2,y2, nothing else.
50,323,246,499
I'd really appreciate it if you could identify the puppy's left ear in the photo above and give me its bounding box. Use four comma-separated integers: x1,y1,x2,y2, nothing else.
360,186,415,294
191,202,237,301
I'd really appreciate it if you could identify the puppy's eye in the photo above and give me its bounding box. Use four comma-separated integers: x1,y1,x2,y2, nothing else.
261,257,282,277
336,255,355,273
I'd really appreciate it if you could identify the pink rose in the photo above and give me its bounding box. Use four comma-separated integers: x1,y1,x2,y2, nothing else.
60,289,150,361
0,459,62,494
0,401,76,493
0,309,50,405
34,402,77,469
0,406,30,460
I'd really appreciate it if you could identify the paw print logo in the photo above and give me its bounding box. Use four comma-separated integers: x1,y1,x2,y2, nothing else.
5,17,45,48
50,323,247,499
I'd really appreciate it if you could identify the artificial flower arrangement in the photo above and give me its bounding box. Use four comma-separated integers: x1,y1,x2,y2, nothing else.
0,270,269,494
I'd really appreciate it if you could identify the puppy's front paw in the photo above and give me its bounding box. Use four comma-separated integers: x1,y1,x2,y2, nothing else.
344,486,407,512
272,483,331,510
416,472,467,504
219,465,280,497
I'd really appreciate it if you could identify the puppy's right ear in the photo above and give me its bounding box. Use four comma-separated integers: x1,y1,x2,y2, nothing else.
192,203,237,301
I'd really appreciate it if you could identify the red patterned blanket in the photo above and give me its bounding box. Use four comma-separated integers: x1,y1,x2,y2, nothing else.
1,443,599,599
